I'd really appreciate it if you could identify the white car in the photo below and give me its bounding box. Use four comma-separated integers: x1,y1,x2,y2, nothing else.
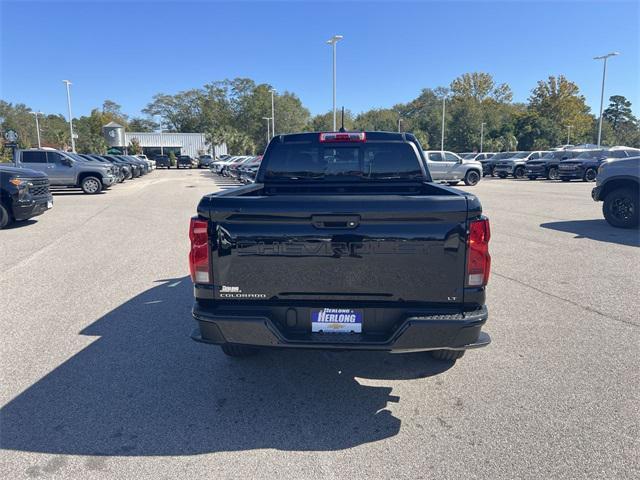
422,150,483,186
136,154,155,170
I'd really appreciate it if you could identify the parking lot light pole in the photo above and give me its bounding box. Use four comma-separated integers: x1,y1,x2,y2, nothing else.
270,89,276,138
326,35,343,131
263,117,271,144
566,125,573,145
62,80,76,152
594,52,620,147
480,122,486,153
441,96,447,151
31,111,43,148
397,118,402,132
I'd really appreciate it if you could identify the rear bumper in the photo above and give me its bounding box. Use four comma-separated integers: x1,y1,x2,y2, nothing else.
192,303,490,353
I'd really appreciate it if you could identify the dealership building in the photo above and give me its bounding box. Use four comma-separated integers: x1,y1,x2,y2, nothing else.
102,122,227,158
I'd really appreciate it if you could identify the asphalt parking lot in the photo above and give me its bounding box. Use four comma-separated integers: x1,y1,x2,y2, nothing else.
1,169,638,479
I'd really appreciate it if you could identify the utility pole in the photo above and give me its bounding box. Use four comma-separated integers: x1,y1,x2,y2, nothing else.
326,35,343,131
594,52,620,146
441,96,447,151
480,122,486,153
566,125,573,145
31,111,43,148
270,89,276,138
62,80,76,152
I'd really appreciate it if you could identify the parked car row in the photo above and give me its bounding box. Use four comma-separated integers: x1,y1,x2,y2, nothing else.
209,155,263,184
458,146,639,183
153,154,215,169
0,148,157,229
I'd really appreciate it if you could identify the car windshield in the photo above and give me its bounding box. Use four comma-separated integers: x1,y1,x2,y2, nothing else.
462,153,477,159
511,152,529,159
492,152,515,160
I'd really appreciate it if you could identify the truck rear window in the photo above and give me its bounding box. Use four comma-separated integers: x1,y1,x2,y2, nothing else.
264,142,423,181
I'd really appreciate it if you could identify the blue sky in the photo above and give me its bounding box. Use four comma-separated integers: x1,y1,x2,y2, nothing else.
1,1,638,119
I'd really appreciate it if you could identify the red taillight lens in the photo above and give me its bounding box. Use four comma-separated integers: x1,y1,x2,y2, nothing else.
319,132,366,143
466,217,491,287
189,217,211,283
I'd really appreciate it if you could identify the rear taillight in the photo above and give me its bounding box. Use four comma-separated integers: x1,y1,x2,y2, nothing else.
189,217,211,283
466,217,491,287
319,132,366,143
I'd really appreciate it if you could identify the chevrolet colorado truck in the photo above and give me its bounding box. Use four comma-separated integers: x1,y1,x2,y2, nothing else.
190,131,492,362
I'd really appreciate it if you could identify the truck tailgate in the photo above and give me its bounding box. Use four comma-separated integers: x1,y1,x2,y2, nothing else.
205,194,469,304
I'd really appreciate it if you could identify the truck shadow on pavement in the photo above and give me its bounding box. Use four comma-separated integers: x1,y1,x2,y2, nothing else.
540,219,639,247
0,277,453,456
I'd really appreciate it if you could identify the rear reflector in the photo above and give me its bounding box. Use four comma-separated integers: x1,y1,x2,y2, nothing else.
189,217,211,284
319,132,366,143
466,217,491,287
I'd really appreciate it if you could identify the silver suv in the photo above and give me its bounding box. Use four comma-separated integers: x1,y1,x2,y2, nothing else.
592,155,639,228
15,149,116,194
422,150,483,186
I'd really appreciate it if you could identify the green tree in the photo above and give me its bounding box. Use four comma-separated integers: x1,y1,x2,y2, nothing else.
603,95,640,147
128,137,142,155
128,117,158,132
519,75,595,148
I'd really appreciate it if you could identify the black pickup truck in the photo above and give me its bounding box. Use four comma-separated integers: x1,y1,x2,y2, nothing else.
190,131,491,362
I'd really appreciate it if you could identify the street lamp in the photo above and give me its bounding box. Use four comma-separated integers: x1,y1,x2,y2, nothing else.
440,95,448,151
30,111,44,149
326,34,343,131
566,125,573,145
270,89,276,138
480,122,486,153
594,51,620,147
397,117,402,133
62,80,76,152
262,117,271,144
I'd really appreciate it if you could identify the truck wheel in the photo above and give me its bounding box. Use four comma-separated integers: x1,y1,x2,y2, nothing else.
81,176,102,194
603,187,639,228
430,350,465,361
547,167,559,180
514,166,525,179
0,203,12,229
221,343,258,357
464,170,481,186
584,168,597,182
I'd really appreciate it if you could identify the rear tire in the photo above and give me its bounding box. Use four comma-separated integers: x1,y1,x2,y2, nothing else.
603,187,639,228
0,202,12,229
430,350,465,361
221,343,258,357
464,170,481,186
81,176,102,194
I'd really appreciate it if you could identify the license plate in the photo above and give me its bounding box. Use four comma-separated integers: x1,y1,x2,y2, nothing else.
47,201,53,209
311,308,362,333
